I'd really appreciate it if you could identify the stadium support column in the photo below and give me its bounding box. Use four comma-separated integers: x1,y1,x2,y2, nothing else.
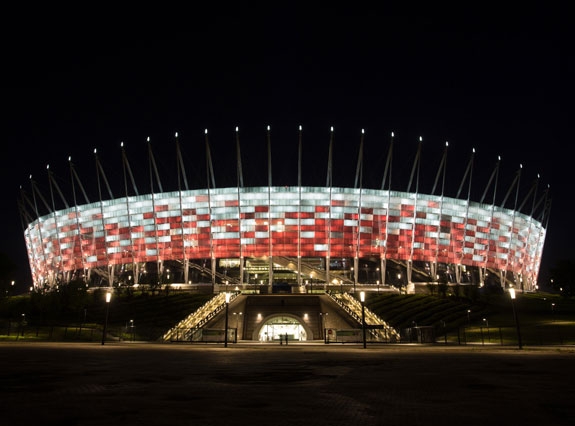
430,262,437,283
133,263,139,286
121,141,140,286
297,126,303,288
236,127,245,289
182,259,189,285
380,258,386,286
204,129,216,293
148,137,165,288
406,137,422,294
29,176,50,288
480,157,500,289
108,264,115,287
326,126,334,289
47,164,66,285
381,131,395,288
69,157,89,285
205,129,217,294
95,148,114,287
211,257,217,290
531,190,551,291
175,132,190,285
518,176,542,292
432,141,449,285
501,165,523,290
267,125,273,292
353,129,365,294
456,148,476,288
353,257,359,292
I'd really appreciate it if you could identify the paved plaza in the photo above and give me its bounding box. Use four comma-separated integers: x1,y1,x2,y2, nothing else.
1,342,574,426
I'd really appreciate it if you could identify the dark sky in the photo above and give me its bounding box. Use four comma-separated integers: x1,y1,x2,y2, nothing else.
2,11,572,292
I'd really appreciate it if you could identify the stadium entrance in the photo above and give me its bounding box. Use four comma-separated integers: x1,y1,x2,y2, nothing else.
257,314,308,342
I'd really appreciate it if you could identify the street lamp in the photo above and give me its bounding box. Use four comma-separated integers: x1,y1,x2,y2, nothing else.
20,313,26,336
360,291,366,348
320,312,329,342
509,288,523,349
224,292,231,347
101,291,112,345
233,312,243,341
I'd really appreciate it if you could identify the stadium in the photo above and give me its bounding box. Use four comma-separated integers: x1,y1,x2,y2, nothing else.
18,126,551,342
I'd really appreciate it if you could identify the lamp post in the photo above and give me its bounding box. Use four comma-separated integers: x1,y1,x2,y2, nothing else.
224,292,231,347
482,317,490,343
233,311,242,341
509,288,523,349
20,313,26,336
320,312,329,342
101,291,112,345
360,291,366,348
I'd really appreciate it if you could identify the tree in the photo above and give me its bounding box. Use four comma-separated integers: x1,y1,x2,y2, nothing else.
0,252,18,298
550,259,575,297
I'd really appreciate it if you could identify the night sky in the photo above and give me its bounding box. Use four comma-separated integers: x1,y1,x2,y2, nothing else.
2,11,572,293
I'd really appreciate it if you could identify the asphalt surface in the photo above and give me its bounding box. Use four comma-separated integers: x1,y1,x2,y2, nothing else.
1,342,574,426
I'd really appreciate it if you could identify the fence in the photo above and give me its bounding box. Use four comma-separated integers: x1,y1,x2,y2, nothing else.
3,322,574,346
435,325,575,346
0,322,166,342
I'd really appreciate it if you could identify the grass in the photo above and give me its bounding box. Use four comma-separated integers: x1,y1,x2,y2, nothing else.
1,289,573,345
363,291,575,345
0,290,214,342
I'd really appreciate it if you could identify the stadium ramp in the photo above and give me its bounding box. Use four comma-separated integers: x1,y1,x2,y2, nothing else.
161,292,239,342
326,291,400,343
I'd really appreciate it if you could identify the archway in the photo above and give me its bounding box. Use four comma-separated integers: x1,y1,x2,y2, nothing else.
255,314,311,342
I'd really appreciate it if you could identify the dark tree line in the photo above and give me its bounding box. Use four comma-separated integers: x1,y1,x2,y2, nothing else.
0,252,18,298
549,259,575,297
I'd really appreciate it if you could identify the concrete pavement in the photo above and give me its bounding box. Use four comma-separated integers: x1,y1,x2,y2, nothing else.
1,341,574,426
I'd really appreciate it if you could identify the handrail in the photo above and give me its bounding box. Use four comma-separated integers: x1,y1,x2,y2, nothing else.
162,292,239,341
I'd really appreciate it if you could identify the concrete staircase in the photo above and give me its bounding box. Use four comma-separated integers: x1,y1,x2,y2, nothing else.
162,292,399,343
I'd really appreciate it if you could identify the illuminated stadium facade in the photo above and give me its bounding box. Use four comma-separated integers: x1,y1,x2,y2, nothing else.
20,127,551,294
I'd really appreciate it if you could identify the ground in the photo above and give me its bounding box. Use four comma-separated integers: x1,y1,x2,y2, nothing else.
1,342,574,426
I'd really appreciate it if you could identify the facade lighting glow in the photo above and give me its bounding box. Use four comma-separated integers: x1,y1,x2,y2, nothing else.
24,185,546,290
21,127,549,293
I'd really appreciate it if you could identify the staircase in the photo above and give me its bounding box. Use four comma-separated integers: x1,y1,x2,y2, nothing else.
161,292,239,342
327,291,400,342
160,291,400,343
273,256,355,285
